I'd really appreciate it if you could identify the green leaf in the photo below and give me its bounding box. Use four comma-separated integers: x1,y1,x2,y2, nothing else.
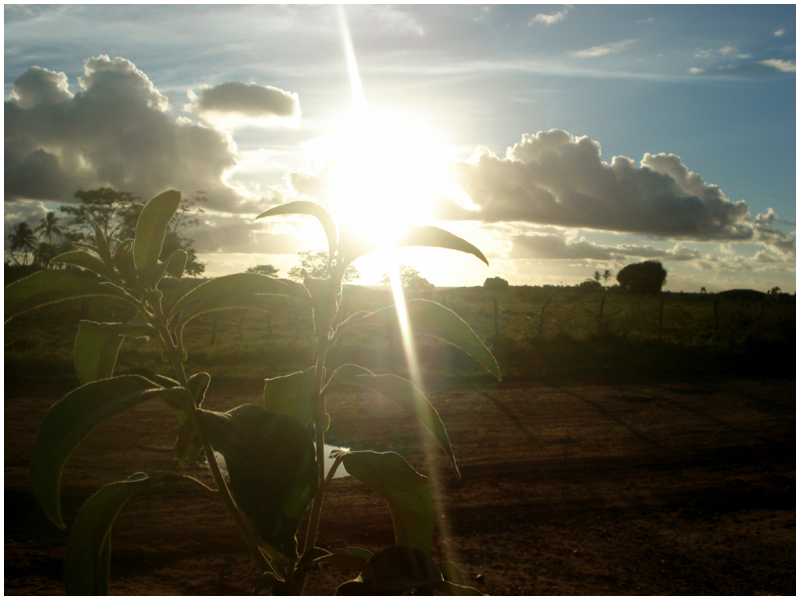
347,546,375,562
164,248,188,279
4,270,132,323
65,473,183,595
50,250,118,278
173,373,210,467
360,300,501,380
334,372,459,477
133,190,181,275
437,561,466,585
340,225,489,268
342,452,435,552
174,291,288,332
336,546,486,596
199,405,318,558
29,375,181,528
169,273,311,320
256,200,338,259
263,368,317,428
74,321,156,385
92,222,115,271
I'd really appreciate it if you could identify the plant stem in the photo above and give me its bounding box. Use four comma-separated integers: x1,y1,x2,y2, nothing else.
148,303,274,576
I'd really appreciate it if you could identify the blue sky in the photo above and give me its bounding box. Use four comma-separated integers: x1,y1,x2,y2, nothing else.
5,4,796,292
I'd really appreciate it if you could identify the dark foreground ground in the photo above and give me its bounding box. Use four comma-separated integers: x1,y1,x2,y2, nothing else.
4,377,795,595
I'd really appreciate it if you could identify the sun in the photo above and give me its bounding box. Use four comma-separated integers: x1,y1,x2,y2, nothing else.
326,109,449,246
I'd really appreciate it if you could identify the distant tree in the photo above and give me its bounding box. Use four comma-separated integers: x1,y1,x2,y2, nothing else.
8,222,38,265
288,249,360,283
381,264,434,293
246,264,280,277
616,260,667,294
769,286,781,296
577,279,603,294
700,287,707,294
35,212,63,244
483,276,510,292
59,187,207,276
602,269,612,285
33,242,63,269
593,271,602,283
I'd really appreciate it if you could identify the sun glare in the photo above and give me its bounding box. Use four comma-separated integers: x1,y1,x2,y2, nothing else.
327,110,448,244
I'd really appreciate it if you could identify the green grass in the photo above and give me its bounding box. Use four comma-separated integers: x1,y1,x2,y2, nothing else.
4,284,795,385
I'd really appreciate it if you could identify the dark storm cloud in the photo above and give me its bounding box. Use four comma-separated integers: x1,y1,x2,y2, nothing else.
3,56,277,213
189,82,299,119
441,129,794,253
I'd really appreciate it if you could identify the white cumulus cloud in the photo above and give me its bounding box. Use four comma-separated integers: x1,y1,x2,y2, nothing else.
438,129,794,254
4,55,297,214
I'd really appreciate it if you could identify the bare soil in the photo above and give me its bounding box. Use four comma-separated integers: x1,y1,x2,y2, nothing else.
4,377,795,595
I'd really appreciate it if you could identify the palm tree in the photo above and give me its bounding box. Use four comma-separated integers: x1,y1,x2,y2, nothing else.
593,271,602,283
35,211,63,244
602,269,612,286
8,222,38,265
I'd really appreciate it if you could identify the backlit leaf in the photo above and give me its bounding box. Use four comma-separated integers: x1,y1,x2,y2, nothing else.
256,200,338,258
133,190,181,275
4,270,132,323
342,452,435,552
50,250,119,282
199,405,317,558
163,248,188,279
360,300,501,380
93,222,115,271
74,321,156,384
333,372,459,477
65,473,183,595
263,368,316,428
169,273,311,320
173,372,210,467
336,546,485,595
340,225,488,269
29,376,183,528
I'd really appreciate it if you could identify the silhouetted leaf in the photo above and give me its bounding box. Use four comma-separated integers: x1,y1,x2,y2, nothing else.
342,452,435,552
257,200,338,258
360,300,501,380
333,373,459,477
173,372,210,467
4,270,132,323
74,321,156,384
263,368,317,428
51,250,119,282
65,473,183,595
133,190,181,276
340,225,488,268
93,222,115,271
199,405,317,558
29,376,185,528
164,248,188,279
336,546,485,595
169,273,310,321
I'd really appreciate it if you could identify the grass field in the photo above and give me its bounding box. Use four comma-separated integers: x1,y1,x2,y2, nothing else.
5,278,795,385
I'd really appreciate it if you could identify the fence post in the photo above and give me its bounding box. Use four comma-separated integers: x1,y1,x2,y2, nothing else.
538,297,552,338
597,293,606,335
493,297,500,337
210,312,217,345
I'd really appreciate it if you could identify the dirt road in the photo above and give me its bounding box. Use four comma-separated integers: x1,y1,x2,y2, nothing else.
4,377,795,594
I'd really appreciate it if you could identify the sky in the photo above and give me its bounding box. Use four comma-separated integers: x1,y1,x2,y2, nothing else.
4,4,796,293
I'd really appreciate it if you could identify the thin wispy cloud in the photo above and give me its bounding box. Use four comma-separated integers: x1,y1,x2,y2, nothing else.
528,6,570,26
568,39,638,58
